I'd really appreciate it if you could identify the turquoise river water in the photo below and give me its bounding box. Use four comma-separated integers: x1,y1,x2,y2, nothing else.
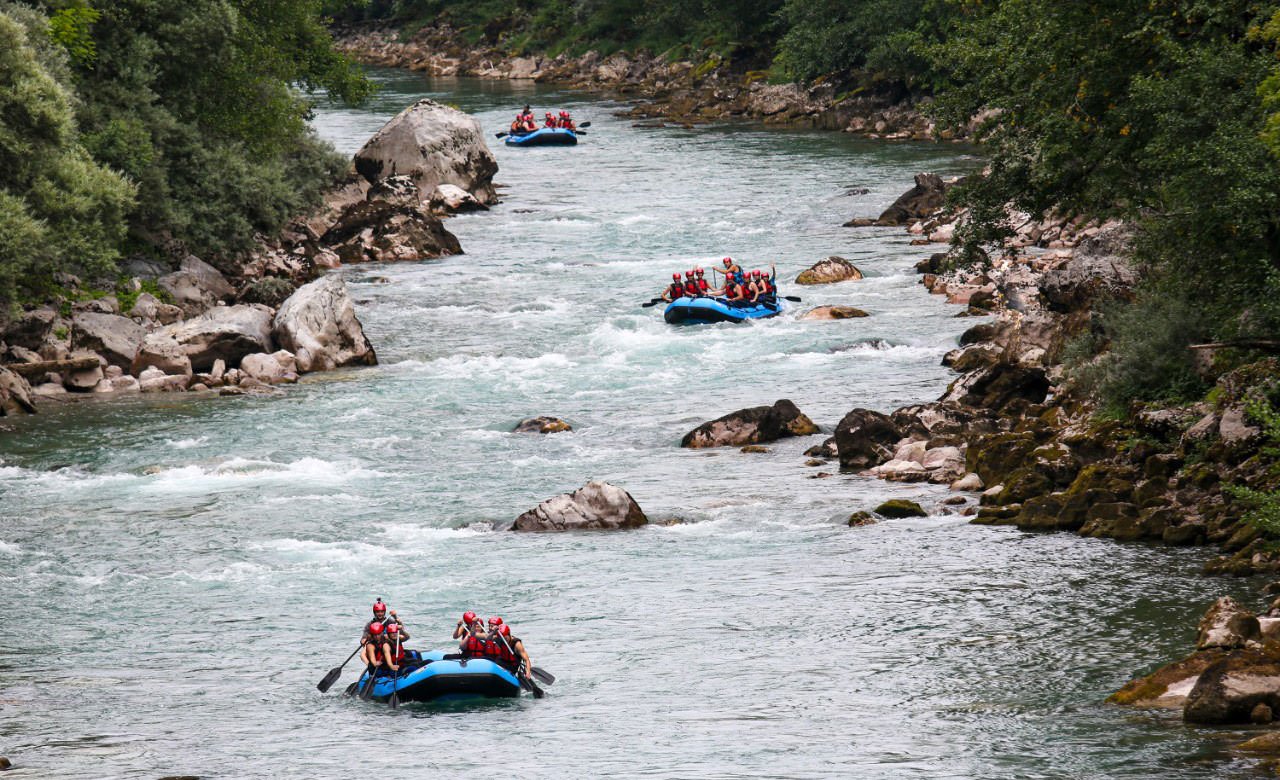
0,70,1267,778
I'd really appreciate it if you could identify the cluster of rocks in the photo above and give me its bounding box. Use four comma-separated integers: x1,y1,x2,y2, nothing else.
333,26,964,140
0,98,499,416
1112,596,1280,729
1,274,376,404
835,172,1280,578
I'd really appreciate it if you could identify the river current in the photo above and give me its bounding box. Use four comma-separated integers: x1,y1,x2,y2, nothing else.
0,70,1265,778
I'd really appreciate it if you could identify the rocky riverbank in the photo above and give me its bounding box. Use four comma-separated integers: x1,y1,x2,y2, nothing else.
332,25,974,140
0,99,495,418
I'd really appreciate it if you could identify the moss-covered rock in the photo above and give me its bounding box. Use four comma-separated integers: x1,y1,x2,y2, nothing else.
966,431,1038,486
1109,649,1227,707
873,499,927,518
847,511,877,527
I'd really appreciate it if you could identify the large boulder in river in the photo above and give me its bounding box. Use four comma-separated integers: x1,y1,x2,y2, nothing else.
796,257,863,285
507,481,648,532
70,312,145,370
0,367,35,415
800,305,869,321
353,98,499,205
273,276,377,373
514,416,572,434
875,173,947,226
322,176,462,263
681,399,819,448
1184,649,1280,724
834,408,902,470
134,305,274,374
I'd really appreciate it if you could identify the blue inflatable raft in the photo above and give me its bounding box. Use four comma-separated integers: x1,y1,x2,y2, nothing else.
505,128,578,147
664,296,783,325
346,650,523,703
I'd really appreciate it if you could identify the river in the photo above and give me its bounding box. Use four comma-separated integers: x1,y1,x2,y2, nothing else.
0,69,1263,778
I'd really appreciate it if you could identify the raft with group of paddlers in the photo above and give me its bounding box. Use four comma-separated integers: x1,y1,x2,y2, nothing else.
496,105,590,146
644,256,801,325
316,598,554,706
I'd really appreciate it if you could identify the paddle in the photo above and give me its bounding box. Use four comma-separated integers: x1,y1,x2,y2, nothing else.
578,122,592,128
782,295,802,302
359,655,380,700
388,636,401,709
640,297,665,308
530,667,555,685
317,644,362,692
495,131,508,139
496,633,544,698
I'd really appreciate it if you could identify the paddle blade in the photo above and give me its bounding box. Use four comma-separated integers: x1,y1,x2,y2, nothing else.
579,121,591,128
641,300,662,308
783,295,802,302
360,672,376,700
389,689,399,709
316,665,343,693
531,667,556,685
495,131,508,138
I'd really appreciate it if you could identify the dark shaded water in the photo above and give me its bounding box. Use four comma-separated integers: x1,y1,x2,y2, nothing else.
0,71,1264,778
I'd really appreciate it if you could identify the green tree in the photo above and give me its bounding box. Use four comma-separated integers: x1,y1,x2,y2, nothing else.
0,8,133,304
933,0,1280,406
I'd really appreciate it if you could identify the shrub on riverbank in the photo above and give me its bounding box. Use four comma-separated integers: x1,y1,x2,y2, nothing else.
0,0,370,310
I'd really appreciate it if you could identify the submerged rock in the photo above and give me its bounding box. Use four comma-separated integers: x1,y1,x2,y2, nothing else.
873,499,927,518
799,305,869,320
795,257,864,285
353,98,499,205
681,399,819,448
848,511,877,527
514,416,572,434
273,276,377,373
506,481,648,532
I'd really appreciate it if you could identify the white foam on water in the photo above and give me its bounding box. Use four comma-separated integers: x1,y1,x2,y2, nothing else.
398,351,576,380
166,436,209,450
254,537,400,563
171,561,271,583
617,214,656,226
0,541,21,554
379,523,491,544
139,457,382,495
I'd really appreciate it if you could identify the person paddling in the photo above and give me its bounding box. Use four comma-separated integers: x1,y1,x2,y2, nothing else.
713,256,745,287
492,623,534,682
360,620,388,673
682,270,700,298
694,267,710,295
661,273,685,302
558,110,576,131
453,611,479,640
544,111,558,128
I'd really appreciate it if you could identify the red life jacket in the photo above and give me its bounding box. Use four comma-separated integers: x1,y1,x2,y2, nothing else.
463,634,486,657
684,281,699,296
697,278,709,292
387,641,405,663
668,283,684,299
482,638,505,663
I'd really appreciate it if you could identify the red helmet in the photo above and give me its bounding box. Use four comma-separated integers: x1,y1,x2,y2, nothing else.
559,111,569,117
695,269,704,276
546,112,554,117
488,616,503,627
372,600,386,614
387,623,399,634
499,624,511,637
672,273,681,281
685,270,694,278
368,622,384,635
753,270,762,278
722,257,732,266
463,611,477,624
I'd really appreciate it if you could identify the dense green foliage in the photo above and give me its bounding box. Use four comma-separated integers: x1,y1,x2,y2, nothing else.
0,1,368,308
0,7,132,304
932,0,1280,408
327,0,788,64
